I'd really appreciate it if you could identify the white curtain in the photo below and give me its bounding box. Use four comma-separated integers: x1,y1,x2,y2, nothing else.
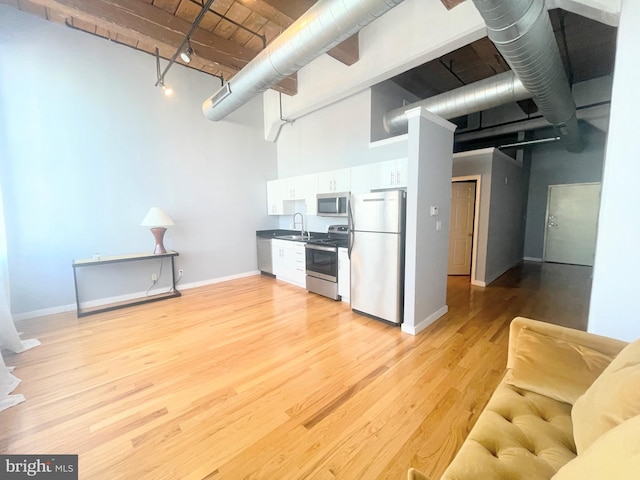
0,189,40,412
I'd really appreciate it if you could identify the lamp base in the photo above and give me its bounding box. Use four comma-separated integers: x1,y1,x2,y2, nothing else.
150,227,168,254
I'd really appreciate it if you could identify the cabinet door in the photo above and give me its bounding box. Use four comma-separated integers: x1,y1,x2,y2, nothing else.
318,168,351,193
338,248,350,302
267,179,285,215
293,173,318,216
272,240,300,285
333,168,351,192
317,171,336,193
271,241,286,276
350,164,374,194
394,158,408,188
371,159,408,190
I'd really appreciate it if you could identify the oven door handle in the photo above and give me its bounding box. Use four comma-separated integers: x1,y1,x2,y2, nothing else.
305,244,337,253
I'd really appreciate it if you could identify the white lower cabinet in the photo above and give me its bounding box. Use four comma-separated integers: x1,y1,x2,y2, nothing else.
272,239,306,288
338,247,350,303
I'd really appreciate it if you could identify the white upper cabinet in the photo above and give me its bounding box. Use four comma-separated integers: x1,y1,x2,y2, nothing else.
294,173,318,216
268,160,406,215
370,158,408,190
267,179,286,215
267,174,318,216
349,164,373,195
318,167,351,193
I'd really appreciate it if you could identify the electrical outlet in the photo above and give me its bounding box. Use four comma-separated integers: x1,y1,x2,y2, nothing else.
152,273,158,282
178,269,184,276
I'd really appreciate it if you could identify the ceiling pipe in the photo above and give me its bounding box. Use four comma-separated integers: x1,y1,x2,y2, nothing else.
202,0,406,122
455,102,610,143
383,71,532,136
471,0,584,152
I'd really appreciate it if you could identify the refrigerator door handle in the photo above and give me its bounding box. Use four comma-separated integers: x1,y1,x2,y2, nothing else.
348,197,354,259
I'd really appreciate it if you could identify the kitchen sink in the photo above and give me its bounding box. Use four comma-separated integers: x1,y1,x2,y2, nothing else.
275,234,313,241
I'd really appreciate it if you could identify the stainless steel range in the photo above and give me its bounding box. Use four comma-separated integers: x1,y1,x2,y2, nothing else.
305,224,349,300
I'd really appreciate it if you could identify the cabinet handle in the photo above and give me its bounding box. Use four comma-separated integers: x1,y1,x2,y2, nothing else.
396,171,400,184
390,172,394,185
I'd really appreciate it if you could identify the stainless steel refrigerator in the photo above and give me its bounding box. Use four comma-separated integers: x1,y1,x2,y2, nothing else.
348,190,406,325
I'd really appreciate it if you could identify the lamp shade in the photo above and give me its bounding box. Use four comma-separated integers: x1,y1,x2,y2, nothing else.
141,207,174,227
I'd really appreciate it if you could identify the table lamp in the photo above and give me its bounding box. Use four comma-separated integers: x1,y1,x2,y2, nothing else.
141,207,174,254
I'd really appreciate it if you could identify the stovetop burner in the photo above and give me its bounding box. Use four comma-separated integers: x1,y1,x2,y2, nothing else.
306,224,349,249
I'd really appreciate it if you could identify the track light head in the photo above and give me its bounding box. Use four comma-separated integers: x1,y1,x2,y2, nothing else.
180,42,193,64
159,81,173,97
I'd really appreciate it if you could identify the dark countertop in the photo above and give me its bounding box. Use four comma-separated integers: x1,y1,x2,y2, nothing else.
256,229,328,242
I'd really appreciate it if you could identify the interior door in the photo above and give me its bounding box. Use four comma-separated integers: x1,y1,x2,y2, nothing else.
544,183,602,266
448,181,476,275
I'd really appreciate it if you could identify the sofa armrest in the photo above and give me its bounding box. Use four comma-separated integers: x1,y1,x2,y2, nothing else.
507,317,628,370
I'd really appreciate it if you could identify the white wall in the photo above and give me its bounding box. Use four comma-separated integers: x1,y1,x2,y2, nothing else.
0,6,277,317
264,0,485,133
588,0,640,342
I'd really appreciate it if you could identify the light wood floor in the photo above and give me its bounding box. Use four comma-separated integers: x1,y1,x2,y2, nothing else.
1,261,592,480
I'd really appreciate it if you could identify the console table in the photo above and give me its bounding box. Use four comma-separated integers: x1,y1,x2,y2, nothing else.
72,251,181,317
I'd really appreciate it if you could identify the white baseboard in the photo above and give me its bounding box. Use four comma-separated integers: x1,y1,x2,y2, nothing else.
401,305,448,336
178,270,260,290
13,271,261,322
13,304,77,322
523,257,543,262
471,280,486,287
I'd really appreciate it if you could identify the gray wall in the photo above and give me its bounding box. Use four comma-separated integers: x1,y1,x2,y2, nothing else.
452,150,492,284
0,7,277,316
523,125,606,259
485,150,527,283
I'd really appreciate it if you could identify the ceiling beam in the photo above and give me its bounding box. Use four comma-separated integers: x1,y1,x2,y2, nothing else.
440,0,466,9
237,0,359,65
22,0,296,95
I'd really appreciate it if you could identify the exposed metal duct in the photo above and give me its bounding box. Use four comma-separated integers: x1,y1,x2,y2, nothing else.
383,71,532,135
471,0,583,152
202,0,405,122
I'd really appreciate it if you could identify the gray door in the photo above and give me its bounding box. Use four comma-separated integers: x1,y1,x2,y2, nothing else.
544,183,601,266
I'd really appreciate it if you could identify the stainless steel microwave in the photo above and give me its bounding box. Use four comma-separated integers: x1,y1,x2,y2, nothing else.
317,192,349,217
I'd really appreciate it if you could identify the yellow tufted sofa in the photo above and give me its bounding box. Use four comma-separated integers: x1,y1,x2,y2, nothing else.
408,316,640,480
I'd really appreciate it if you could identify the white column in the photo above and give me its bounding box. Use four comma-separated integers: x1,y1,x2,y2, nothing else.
588,0,640,341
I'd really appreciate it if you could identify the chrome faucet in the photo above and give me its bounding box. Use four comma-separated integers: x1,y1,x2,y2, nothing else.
293,212,309,239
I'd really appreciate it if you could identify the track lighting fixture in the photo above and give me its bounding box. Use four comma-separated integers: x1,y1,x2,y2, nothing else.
180,40,193,64
159,81,173,97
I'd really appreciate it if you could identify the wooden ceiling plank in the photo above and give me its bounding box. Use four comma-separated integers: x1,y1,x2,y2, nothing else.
49,0,261,74
174,0,199,23
470,37,510,76
70,16,97,33
0,0,20,9
44,6,67,22
237,0,358,65
440,0,465,9
18,0,47,17
153,0,179,15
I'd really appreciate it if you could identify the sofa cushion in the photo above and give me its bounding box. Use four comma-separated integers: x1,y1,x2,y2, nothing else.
441,380,576,480
551,414,640,479
504,328,613,405
572,338,640,453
